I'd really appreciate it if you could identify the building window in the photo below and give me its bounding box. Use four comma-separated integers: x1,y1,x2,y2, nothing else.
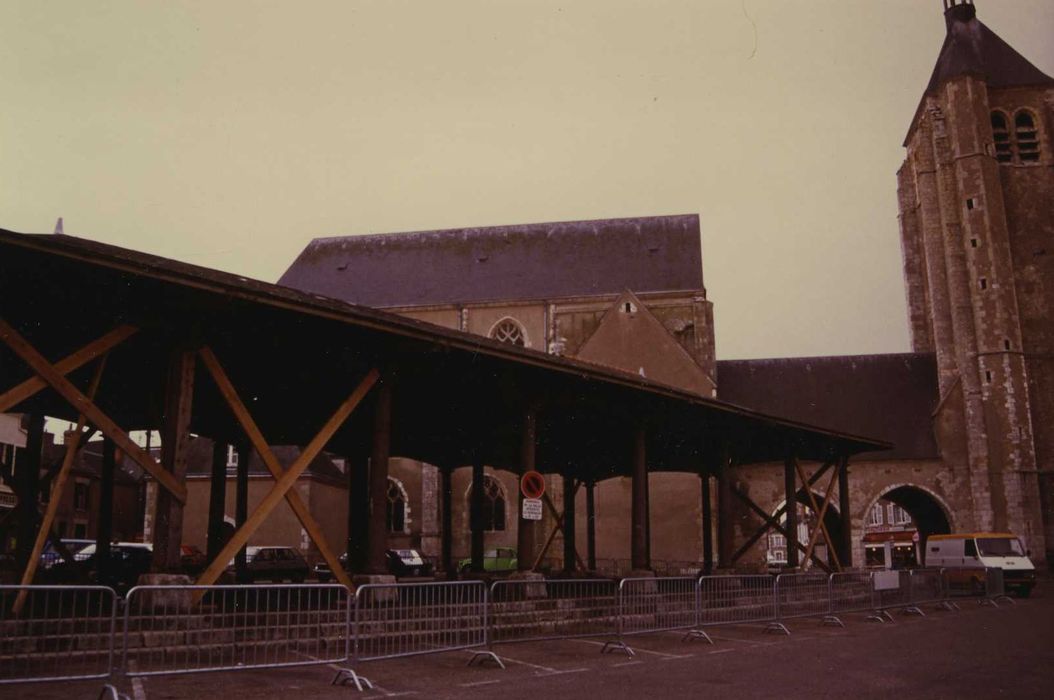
1015,111,1040,162
468,475,507,532
73,481,89,511
490,318,527,347
867,504,884,527
386,477,409,533
991,111,1013,162
73,522,87,539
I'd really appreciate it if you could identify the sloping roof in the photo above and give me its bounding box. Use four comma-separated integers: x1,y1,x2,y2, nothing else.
906,3,1054,145
277,214,704,307
576,290,714,397
716,353,940,461
181,437,345,485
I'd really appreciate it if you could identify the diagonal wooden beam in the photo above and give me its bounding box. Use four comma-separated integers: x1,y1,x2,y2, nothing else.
197,346,354,589
0,324,137,413
194,367,379,588
14,356,107,614
796,461,842,571
0,317,186,502
730,484,829,572
532,483,586,571
728,460,833,562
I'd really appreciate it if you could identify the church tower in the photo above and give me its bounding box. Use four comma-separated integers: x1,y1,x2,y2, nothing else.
897,0,1054,561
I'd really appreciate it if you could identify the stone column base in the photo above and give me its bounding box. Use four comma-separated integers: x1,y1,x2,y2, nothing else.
353,574,399,603
508,570,547,598
133,573,195,610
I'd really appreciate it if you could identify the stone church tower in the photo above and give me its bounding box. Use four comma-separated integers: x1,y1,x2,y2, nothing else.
897,0,1054,557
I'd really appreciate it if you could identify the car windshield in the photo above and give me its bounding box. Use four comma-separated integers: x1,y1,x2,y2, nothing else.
976,537,1025,557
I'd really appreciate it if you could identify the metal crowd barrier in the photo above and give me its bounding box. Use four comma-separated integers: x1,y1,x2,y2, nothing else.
338,580,500,689
490,578,619,647
0,585,118,686
697,574,781,633
774,572,842,629
123,584,350,678
828,571,874,619
983,567,1014,607
617,576,711,648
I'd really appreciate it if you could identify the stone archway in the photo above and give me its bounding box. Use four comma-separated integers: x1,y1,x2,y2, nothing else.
767,494,844,568
863,484,954,566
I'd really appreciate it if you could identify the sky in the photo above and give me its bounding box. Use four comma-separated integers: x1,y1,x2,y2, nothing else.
2,0,1052,361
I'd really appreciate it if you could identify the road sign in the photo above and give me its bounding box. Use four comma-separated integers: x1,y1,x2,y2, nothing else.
520,471,545,499
522,498,543,521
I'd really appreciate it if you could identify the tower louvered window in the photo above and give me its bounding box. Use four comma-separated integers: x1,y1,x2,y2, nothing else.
991,112,1012,163
1015,111,1040,162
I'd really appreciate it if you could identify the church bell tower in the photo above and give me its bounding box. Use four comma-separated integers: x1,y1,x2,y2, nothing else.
897,1,1054,562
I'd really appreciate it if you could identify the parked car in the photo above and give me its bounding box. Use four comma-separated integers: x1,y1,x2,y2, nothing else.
313,552,349,583
48,542,153,594
40,538,95,568
386,549,434,578
458,547,517,574
229,546,310,583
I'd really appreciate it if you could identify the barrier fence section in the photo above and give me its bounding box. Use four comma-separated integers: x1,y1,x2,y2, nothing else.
907,568,947,613
352,580,498,674
697,575,780,633
618,576,710,645
0,585,117,686
829,571,874,619
122,584,350,677
774,572,841,629
489,577,619,646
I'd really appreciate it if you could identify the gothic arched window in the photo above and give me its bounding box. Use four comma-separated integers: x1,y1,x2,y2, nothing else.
467,475,507,532
490,318,526,347
991,111,1012,163
1015,110,1040,162
386,477,409,533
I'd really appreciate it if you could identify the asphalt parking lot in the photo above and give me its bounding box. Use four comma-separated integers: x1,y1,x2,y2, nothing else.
7,580,1053,700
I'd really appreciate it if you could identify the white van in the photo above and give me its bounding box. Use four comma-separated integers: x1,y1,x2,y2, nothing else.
926,533,1036,597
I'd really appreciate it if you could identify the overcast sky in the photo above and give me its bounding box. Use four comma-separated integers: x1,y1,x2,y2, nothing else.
2,1,1052,360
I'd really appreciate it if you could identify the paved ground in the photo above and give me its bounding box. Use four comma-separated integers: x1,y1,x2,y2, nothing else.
7,581,1053,699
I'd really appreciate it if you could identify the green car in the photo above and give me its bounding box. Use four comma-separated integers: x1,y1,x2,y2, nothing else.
458,547,517,573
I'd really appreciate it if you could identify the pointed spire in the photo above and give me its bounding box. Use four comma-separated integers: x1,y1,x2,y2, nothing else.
53,217,64,235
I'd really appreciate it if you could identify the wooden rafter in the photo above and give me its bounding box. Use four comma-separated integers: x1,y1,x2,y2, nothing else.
197,346,355,589
796,461,842,571
194,367,379,588
0,318,186,502
13,355,107,614
729,484,830,572
0,324,137,413
729,460,833,563
531,484,586,571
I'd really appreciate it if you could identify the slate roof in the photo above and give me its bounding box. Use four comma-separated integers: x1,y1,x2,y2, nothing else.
717,353,940,461
906,3,1054,144
278,215,704,308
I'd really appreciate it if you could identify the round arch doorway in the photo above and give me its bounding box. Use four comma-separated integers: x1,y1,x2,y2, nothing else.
863,485,953,567
765,496,845,569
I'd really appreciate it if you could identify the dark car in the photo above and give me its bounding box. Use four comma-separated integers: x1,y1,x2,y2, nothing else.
47,542,153,594
313,552,349,583
385,549,434,578
229,546,310,583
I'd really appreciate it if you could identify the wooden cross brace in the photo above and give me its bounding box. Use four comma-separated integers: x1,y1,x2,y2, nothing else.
794,459,843,572
730,483,831,573
193,356,379,588
531,482,586,572
197,347,363,589
0,318,186,502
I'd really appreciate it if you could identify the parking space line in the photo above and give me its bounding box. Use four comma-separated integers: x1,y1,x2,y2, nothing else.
460,680,503,688
466,650,557,673
569,638,692,659
536,668,590,677
707,648,736,655
611,660,644,667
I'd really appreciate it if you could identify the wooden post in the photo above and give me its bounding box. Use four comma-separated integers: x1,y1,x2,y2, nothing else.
97,438,116,579
838,456,852,567
562,474,576,573
470,460,485,572
717,447,733,568
206,440,228,563
784,456,799,569
701,471,713,574
235,441,250,583
441,464,453,577
631,426,649,571
347,454,369,573
585,480,596,571
367,380,392,575
15,413,43,572
517,407,536,571
152,349,195,573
